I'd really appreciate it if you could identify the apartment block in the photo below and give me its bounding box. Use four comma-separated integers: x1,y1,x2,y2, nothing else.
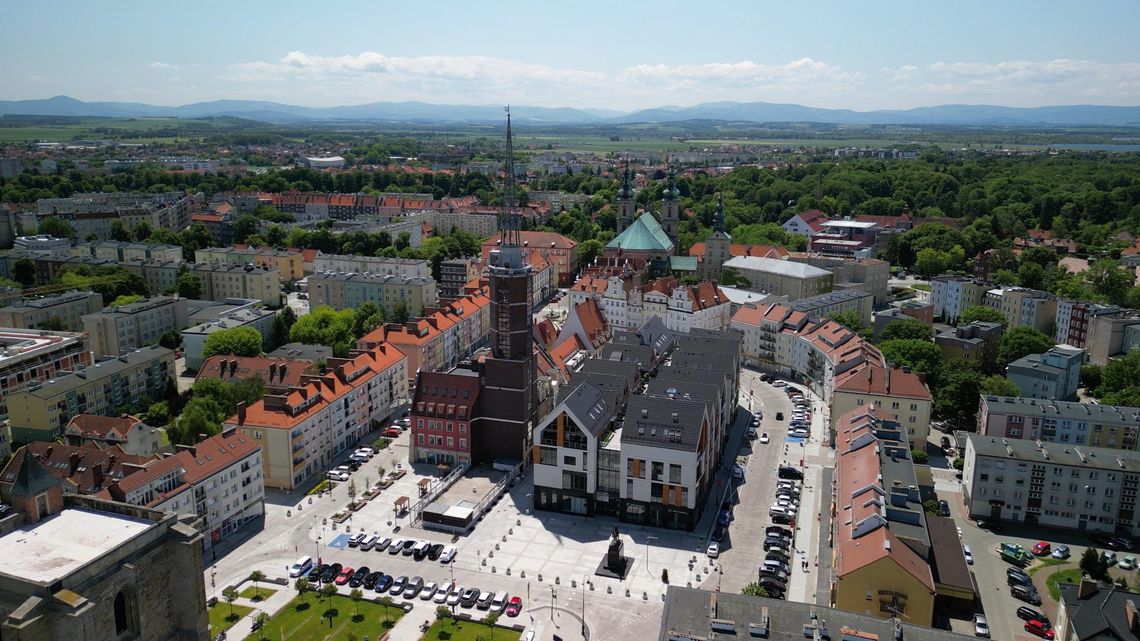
82,296,189,357
721,256,833,300
930,275,988,323
409,370,481,466
788,289,874,326
101,428,265,551
308,271,437,318
832,407,937,625
181,306,277,370
311,252,430,279
830,363,934,445
963,433,1140,536
63,413,163,457
532,323,740,531
193,263,281,306
934,321,1003,365
13,234,70,257
73,240,183,264
1086,310,1140,365
788,256,890,306
984,286,1057,333
571,274,733,333
8,345,175,443
0,328,92,421
1055,300,1123,350
481,231,578,286
227,344,407,490
439,257,480,300
0,290,103,331
977,395,1140,451
195,246,304,283
1006,344,1084,401
31,191,190,240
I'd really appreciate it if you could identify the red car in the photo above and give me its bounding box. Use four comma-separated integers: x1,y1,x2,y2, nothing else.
505,596,522,617
335,566,354,585
1025,619,1055,639
384,427,402,438
1032,541,1051,556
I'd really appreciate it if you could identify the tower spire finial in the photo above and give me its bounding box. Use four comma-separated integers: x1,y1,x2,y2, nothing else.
494,106,523,266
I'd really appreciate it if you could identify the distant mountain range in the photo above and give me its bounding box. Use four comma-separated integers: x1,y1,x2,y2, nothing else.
2,95,1139,126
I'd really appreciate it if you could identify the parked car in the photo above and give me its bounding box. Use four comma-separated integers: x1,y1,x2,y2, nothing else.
335,566,354,585
375,536,392,552
420,581,438,600
1051,545,1071,559
766,526,793,539
777,466,803,480
403,576,424,598
1032,541,1051,556
732,465,745,480
760,432,770,444
1012,584,1042,605
706,542,720,558
321,563,342,583
375,574,394,593
390,575,408,594
384,427,402,438
440,545,458,563
460,588,481,608
446,587,464,607
477,590,495,610
348,567,369,588
308,563,328,582
363,571,382,590
347,532,367,547
1017,606,1050,626
506,596,522,617
1024,619,1055,639
974,614,990,638
327,469,350,482
775,412,784,421
1120,555,1138,570
939,500,950,516
388,538,406,554
428,543,445,560
963,545,973,565
434,585,452,604
772,513,794,525
1106,551,1118,566
712,526,726,542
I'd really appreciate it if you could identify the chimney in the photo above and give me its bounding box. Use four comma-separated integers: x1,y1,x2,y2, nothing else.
92,462,104,487
1078,578,1100,599
236,401,247,426
269,362,277,382
69,451,81,475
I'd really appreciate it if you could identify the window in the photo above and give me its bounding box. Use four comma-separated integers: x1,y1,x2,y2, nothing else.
459,438,467,450
563,455,577,467
669,464,682,484
651,461,664,482
417,434,425,444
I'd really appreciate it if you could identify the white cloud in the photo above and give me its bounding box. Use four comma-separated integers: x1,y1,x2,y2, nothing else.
149,61,181,70
893,59,1140,104
882,65,919,83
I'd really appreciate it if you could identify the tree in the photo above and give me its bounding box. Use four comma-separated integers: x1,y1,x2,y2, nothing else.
349,588,363,619
1081,547,1109,581
922,499,940,514
378,595,394,624
741,582,769,597
38,217,75,240
981,375,1021,397
1086,259,1133,305
174,265,203,299
320,582,338,601
934,361,985,428
110,294,144,307
484,611,500,639
880,319,932,342
234,214,262,245
353,301,385,338
249,570,266,599
253,611,270,637
143,400,171,426
952,457,964,471
912,449,929,464
289,306,357,357
347,479,357,504
295,577,311,603
109,219,133,242
1080,364,1103,391
222,586,239,616
879,339,943,377
12,258,37,287
831,310,870,338
997,327,1055,368
391,301,410,324
960,305,1007,327
578,239,603,267
159,330,182,350
202,326,263,359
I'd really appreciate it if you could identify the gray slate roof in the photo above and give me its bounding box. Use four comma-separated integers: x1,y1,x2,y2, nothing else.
980,395,1140,425
622,395,706,452
1059,581,1140,641
658,586,979,641
968,433,1140,471
555,381,614,437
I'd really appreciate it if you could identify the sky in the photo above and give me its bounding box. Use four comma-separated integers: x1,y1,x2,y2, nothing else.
2,0,1139,112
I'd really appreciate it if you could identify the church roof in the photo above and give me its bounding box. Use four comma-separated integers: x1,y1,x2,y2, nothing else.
606,213,674,252
5,446,60,498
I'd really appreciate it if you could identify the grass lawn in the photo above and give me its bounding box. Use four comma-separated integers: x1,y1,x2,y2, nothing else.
422,617,521,641
209,602,253,634
1046,568,1083,601
253,594,404,641
1029,557,1069,575
239,586,278,602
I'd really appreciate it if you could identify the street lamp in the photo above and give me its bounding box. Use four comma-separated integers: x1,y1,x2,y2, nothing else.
550,585,556,620
645,535,658,577
581,574,588,638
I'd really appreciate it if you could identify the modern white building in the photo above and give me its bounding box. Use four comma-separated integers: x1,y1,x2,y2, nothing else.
963,433,1140,535
721,255,833,301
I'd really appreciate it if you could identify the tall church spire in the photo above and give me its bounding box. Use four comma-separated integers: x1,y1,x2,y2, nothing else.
493,107,524,270
663,167,680,201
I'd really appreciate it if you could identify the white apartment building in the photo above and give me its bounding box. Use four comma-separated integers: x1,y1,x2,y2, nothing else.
930,275,988,323
963,433,1140,536
311,253,430,279
82,296,189,357
227,344,408,490
577,275,732,334
105,428,265,550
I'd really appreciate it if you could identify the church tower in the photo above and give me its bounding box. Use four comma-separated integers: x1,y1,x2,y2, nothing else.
478,107,537,464
616,163,635,234
703,193,732,280
659,168,680,243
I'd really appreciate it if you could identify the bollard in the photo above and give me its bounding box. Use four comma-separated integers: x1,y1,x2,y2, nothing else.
643,591,648,600
506,568,511,576
607,586,612,594
538,574,543,582
502,535,507,542
521,571,526,578
495,543,500,550
287,510,291,517
481,558,487,566
492,566,496,573
509,528,513,535
297,504,302,511
571,580,577,588
308,497,313,504
555,576,560,585
517,518,521,526
625,588,630,597
489,551,494,558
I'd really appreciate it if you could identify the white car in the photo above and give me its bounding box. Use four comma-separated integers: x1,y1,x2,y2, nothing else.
446,587,463,607
760,432,770,444
733,465,745,480
706,542,720,558
434,585,453,603
440,544,457,563
772,380,787,387
420,581,438,600
327,469,350,482
963,545,973,565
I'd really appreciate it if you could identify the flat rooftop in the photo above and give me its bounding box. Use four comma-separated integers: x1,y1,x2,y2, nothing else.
0,508,154,584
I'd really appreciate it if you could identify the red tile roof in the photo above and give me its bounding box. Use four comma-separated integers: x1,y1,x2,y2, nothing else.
573,298,609,349
1,442,154,495
197,355,314,389
65,414,143,440
688,242,789,260
834,363,931,400
482,231,576,250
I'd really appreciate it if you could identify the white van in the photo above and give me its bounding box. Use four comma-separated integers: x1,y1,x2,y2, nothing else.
490,590,509,612
412,540,431,558
289,555,313,577
361,533,380,551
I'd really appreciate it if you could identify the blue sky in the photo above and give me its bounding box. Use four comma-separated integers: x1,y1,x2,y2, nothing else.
3,0,1138,110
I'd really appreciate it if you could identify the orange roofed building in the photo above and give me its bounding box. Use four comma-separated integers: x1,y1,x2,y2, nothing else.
481,231,578,287
832,407,936,624
225,344,408,490
831,362,934,447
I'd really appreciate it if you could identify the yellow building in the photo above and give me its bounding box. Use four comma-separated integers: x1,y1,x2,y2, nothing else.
830,363,933,446
195,247,304,283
